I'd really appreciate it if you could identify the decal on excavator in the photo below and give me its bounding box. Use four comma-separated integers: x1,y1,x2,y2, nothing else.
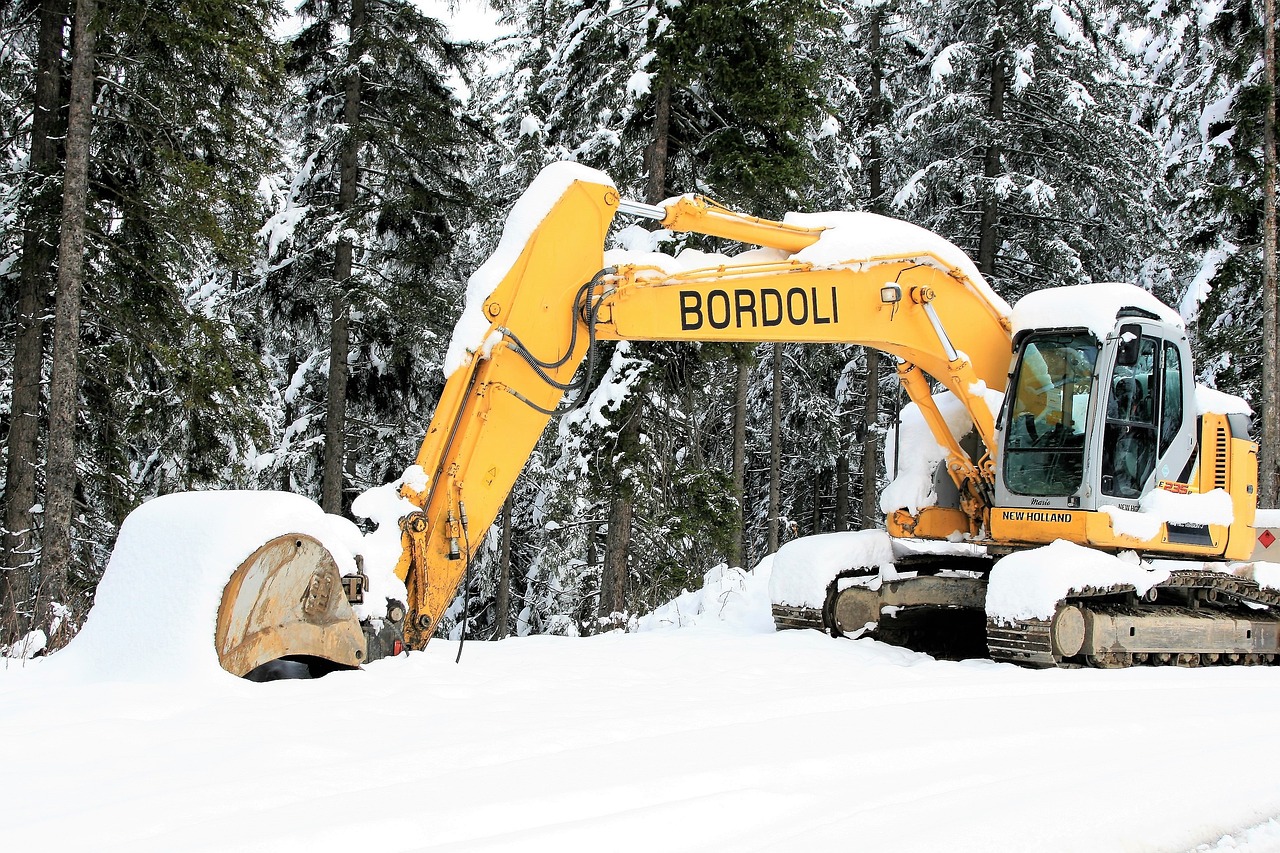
999,509,1075,524
679,286,840,330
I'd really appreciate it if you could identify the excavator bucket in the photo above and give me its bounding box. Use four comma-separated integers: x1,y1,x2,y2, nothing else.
214,534,366,678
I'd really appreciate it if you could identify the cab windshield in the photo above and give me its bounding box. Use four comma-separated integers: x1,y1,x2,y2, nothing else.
1004,333,1098,497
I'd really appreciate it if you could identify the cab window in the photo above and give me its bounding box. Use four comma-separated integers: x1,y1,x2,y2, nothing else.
1102,335,1159,498
1160,343,1183,454
1004,333,1097,496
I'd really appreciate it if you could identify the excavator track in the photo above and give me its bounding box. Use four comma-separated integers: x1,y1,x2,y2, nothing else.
987,570,1280,669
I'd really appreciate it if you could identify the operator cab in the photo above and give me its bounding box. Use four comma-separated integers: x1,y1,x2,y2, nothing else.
993,291,1197,514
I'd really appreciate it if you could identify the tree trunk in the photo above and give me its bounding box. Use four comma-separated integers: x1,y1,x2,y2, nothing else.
599,493,631,619
599,478,634,619
41,0,96,628
867,9,885,212
857,10,886,529
597,69,670,619
495,494,512,639
768,344,783,552
730,351,748,567
977,26,1007,279
646,74,671,205
322,0,366,514
810,471,822,535
860,349,881,528
1262,0,1278,507
835,455,849,532
2,0,67,637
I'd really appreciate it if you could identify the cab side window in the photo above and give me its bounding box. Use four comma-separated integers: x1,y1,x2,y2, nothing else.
1160,343,1183,454
1102,336,1159,498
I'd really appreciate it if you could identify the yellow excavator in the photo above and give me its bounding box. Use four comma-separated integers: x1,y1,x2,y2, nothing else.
215,162,1280,676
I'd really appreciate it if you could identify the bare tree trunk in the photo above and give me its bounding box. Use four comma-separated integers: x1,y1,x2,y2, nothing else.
856,10,886,530
646,74,671,205
768,344,783,552
1262,0,1279,507
2,0,67,637
860,349,881,529
867,9,885,213
977,26,1007,278
835,456,849,531
730,352,748,566
599,492,632,619
597,69,670,619
323,0,365,514
495,494,512,639
810,472,822,535
41,0,96,629
599,407,637,621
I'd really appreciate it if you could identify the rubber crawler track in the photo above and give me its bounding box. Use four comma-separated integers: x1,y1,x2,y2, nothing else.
987,570,1280,669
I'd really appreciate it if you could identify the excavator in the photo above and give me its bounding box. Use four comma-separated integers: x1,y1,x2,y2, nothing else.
213,162,1280,677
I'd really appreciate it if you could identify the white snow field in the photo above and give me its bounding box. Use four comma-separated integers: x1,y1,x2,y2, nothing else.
5,559,1280,852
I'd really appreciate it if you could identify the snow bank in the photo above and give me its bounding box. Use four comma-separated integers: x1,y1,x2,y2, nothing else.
444,161,615,376
783,210,1012,316
986,540,1170,623
1256,509,1280,528
1196,384,1252,416
1012,282,1183,341
880,387,1004,515
637,559,775,634
44,492,364,682
349,467,419,619
768,530,896,609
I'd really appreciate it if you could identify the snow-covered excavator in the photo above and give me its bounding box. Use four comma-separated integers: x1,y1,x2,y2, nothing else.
215,162,1280,675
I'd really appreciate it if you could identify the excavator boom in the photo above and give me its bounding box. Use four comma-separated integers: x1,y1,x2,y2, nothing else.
393,164,1013,647
206,162,1273,676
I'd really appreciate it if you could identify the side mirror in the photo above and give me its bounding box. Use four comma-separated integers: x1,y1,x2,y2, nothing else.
1116,324,1142,367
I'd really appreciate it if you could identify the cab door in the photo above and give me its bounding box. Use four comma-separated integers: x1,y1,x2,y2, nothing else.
1093,322,1196,510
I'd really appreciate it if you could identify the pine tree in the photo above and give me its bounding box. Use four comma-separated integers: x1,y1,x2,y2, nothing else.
260,0,480,511
0,0,67,641
896,0,1167,299
1143,0,1279,498
41,0,95,638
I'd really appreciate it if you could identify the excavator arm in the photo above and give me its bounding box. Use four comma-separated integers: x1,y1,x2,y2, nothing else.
394,165,1013,648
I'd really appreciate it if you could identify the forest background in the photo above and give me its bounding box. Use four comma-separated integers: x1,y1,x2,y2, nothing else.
1,0,1277,648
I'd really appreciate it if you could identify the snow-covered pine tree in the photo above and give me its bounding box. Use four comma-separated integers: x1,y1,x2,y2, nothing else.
1136,0,1279,500
895,0,1167,300
0,0,286,636
257,0,481,512
477,0,829,629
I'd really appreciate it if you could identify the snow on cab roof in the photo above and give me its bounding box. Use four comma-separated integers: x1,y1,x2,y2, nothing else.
1011,282,1184,341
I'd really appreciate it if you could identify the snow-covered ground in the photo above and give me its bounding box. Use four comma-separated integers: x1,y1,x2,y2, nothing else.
4,560,1280,853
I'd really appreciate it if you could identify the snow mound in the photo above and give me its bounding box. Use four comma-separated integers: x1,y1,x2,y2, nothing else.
45,491,364,683
881,387,1004,515
637,559,776,634
1012,282,1183,341
1196,384,1252,416
783,210,1011,316
768,530,896,609
986,540,1170,624
1101,488,1235,541
1256,509,1280,528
